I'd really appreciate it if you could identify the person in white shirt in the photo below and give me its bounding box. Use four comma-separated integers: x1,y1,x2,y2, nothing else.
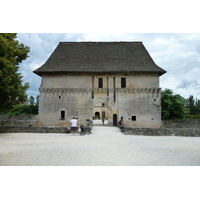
70,117,79,134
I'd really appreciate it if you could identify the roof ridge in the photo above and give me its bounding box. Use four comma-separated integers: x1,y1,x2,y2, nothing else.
59,41,143,44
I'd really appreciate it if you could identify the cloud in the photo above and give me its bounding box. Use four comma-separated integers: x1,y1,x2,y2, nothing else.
17,33,200,99
17,33,84,98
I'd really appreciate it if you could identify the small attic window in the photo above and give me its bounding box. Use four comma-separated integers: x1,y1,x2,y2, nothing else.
121,77,126,88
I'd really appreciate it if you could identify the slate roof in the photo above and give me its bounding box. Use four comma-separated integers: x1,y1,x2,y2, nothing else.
34,42,166,76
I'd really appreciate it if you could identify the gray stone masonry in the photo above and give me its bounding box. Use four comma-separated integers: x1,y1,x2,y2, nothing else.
0,126,67,133
0,115,39,127
123,119,200,136
124,127,200,137
162,119,200,128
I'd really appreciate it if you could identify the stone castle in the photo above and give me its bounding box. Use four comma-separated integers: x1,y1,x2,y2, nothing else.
34,42,166,127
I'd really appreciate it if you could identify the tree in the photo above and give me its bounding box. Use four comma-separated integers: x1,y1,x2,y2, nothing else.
36,95,39,105
161,89,187,119
29,96,34,105
186,95,200,115
0,33,30,112
195,98,200,114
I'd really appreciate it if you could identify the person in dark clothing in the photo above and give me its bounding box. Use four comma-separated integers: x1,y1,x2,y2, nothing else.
102,118,105,125
119,117,124,132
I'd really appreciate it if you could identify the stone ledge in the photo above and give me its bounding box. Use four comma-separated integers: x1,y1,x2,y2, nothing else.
124,127,200,137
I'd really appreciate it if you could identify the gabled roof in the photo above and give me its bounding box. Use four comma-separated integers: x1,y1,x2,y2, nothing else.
33,42,166,76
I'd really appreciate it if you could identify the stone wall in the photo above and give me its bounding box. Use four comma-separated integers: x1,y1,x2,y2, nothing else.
124,127,200,137
38,73,162,128
124,119,200,136
0,126,67,133
0,117,93,133
0,115,39,127
161,119,200,128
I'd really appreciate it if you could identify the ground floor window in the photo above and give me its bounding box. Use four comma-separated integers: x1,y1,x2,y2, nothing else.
132,116,136,121
60,110,65,120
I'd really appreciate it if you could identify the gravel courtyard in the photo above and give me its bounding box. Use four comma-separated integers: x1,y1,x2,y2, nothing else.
1,126,200,166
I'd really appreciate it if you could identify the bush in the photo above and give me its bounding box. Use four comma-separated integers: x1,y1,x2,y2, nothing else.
184,115,200,119
6,105,38,115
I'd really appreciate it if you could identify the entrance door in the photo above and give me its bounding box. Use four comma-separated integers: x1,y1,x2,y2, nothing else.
95,112,100,119
113,114,117,126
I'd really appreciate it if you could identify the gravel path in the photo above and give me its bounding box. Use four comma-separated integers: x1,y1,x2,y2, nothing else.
1,126,200,166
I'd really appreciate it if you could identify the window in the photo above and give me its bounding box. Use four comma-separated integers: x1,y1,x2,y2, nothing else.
113,77,116,102
92,76,94,99
60,110,65,120
98,78,103,88
132,116,136,121
121,77,126,88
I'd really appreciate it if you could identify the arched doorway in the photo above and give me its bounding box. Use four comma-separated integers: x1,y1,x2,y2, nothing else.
95,112,100,119
93,102,108,125
113,114,117,126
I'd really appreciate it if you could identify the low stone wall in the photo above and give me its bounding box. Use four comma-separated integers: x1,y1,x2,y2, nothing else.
0,115,93,133
121,119,200,137
0,125,93,134
124,127,200,137
0,115,39,127
0,126,67,133
1,117,199,136
162,119,200,128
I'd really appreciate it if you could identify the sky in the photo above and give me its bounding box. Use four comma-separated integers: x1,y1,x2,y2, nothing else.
17,33,200,100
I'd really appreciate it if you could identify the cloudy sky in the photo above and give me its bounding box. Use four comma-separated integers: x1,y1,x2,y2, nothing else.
17,33,200,99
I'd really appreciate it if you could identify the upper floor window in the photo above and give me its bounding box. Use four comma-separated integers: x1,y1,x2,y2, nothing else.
121,77,126,88
98,78,103,88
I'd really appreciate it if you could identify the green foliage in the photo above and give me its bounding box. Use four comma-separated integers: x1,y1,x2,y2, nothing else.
29,95,35,105
185,95,200,115
28,95,39,105
36,95,39,105
161,89,187,119
184,115,200,119
6,105,38,115
0,33,30,112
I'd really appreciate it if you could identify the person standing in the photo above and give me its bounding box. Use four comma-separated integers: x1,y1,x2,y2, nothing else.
70,117,79,135
102,118,105,125
119,117,124,132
